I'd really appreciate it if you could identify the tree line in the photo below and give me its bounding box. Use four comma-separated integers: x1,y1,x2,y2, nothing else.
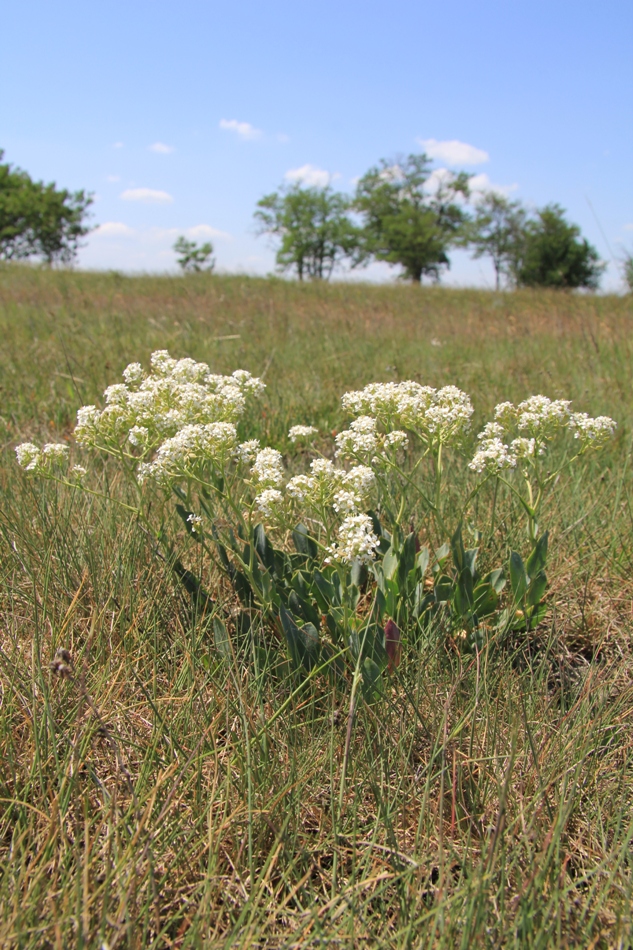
0,146,628,291
253,153,606,290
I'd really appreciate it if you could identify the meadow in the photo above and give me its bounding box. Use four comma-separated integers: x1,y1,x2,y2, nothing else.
0,266,632,949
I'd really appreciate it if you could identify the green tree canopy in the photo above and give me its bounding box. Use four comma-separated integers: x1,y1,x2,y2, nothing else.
467,191,527,290
254,184,362,281
513,204,604,290
173,236,215,273
0,151,93,265
353,154,471,283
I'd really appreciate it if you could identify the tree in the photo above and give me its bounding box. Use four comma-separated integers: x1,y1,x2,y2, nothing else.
621,250,633,293
173,236,215,273
467,191,527,290
254,184,362,281
353,154,471,283
0,150,93,264
513,204,604,290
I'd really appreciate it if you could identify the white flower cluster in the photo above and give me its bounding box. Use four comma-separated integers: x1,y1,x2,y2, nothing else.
469,438,516,475
288,425,318,443
235,439,260,463
255,488,285,519
340,380,473,444
568,412,617,446
251,448,284,488
74,351,264,454
286,459,375,515
470,395,616,475
138,422,238,486
335,415,410,462
325,514,380,566
15,442,69,474
335,416,378,459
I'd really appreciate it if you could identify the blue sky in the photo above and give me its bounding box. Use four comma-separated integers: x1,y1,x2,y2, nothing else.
2,0,632,289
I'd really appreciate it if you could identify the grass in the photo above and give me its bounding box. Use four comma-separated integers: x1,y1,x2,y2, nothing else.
0,266,632,948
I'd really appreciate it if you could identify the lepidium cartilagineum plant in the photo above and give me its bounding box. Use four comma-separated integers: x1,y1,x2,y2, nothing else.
16,350,616,697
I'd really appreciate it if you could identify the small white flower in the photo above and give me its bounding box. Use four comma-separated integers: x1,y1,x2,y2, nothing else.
326,514,380,566
286,474,314,502
343,465,375,497
75,405,101,444
255,488,284,519
15,442,42,472
104,384,129,406
71,465,88,481
288,425,318,443
493,402,516,427
383,430,409,450
510,437,540,459
128,426,149,447
469,438,516,474
332,489,361,513
122,362,144,387
235,439,260,463
569,412,616,445
516,395,571,437
335,416,378,459
42,443,69,464
187,513,204,534
477,422,505,441
251,447,284,488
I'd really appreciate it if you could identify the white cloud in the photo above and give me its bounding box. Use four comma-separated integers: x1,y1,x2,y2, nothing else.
277,133,290,144
187,224,231,241
423,167,454,194
219,119,262,140
468,173,518,198
89,222,229,248
113,142,124,149
149,142,174,154
623,223,633,231
284,164,337,188
120,188,174,204
418,138,489,166
106,175,121,183
93,222,136,238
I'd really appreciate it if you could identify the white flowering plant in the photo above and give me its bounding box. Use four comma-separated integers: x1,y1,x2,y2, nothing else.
15,352,617,694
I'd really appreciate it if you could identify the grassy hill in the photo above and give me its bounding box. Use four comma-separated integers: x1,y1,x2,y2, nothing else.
0,267,632,948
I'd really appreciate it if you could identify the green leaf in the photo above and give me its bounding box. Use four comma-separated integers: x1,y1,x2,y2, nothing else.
526,530,549,579
312,569,335,611
279,604,320,672
484,568,506,594
454,568,474,619
509,551,528,602
382,546,399,582
463,548,479,579
527,570,547,608
451,524,465,572
473,582,499,617
434,573,454,603
433,542,450,572
398,533,417,586
233,570,254,607
213,618,231,659
292,523,317,559
351,559,368,589
416,547,430,576
254,523,276,574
